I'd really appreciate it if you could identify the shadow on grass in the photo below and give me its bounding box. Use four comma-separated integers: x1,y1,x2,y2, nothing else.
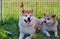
1,17,18,25
0,17,19,39
57,18,60,39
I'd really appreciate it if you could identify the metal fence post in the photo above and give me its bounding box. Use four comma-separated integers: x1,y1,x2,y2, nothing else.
1,0,3,24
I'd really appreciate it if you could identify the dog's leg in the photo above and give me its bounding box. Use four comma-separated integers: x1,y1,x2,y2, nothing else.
54,30,59,37
25,36,31,39
42,30,50,37
19,33,24,39
25,34,36,39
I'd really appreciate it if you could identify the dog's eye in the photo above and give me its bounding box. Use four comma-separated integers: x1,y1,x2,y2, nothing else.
47,18,50,20
44,18,46,19
25,15,27,17
30,15,31,17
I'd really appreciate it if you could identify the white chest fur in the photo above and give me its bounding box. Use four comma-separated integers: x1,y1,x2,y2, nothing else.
20,25,35,34
43,25,56,31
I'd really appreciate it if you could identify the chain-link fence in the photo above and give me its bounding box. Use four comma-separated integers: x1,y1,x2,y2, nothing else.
0,0,60,24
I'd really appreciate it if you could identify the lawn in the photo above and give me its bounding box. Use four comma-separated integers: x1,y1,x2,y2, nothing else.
0,0,60,39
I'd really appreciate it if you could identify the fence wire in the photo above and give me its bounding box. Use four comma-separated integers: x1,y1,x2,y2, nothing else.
0,0,60,24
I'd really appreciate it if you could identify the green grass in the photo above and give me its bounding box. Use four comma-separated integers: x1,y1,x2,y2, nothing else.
0,0,60,39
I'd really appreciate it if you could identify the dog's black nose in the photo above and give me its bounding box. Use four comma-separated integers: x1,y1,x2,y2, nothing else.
28,17,31,22
28,17,30,20
44,21,46,23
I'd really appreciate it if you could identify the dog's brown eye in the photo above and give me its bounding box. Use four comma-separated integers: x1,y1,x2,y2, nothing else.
47,18,50,20
44,18,46,19
25,15,27,17
30,15,31,17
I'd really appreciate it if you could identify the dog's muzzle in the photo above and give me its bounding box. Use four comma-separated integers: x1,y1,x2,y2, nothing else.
24,17,31,24
44,21,46,23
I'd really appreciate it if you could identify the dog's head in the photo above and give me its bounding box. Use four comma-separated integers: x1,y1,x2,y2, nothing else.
21,9,34,24
43,13,56,26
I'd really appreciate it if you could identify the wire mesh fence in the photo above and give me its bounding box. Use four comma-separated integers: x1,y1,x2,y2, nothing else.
0,0,60,39
0,0,60,24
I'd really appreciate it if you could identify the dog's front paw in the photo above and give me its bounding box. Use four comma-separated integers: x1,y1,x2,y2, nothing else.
25,37,31,39
46,34,50,37
55,35,59,38
54,32,59,38
19,37,22,39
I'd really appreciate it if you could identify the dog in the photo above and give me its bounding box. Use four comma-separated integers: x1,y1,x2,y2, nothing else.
38,13,59,37
18,9,38,39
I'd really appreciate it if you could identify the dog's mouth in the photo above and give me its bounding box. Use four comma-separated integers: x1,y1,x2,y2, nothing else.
44,21,53,26
24,19,31,24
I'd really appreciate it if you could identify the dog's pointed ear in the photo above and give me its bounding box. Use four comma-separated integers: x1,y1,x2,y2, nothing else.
52,14,56,18
44,13,46,16
22,9,24,13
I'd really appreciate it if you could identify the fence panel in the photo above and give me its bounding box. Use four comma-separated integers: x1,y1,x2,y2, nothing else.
1,0,60,24
2,0,20,23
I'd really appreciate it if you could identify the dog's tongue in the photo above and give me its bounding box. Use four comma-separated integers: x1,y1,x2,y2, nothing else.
27,22,30,24
26,20,31,24
24,19,30,24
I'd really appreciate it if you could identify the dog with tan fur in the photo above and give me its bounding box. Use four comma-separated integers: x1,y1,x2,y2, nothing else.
18,9,38,39
38,13,59,37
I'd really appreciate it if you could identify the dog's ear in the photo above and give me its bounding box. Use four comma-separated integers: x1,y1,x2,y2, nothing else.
52,14,56,18
22,9,24,13
31,9,34,13
44,13,46,16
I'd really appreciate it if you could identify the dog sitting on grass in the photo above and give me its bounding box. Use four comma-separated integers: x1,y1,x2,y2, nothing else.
18,9,38,39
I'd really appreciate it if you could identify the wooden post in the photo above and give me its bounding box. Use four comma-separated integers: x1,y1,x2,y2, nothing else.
36,0,38,32
36,2,38,17
20,2,24,10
